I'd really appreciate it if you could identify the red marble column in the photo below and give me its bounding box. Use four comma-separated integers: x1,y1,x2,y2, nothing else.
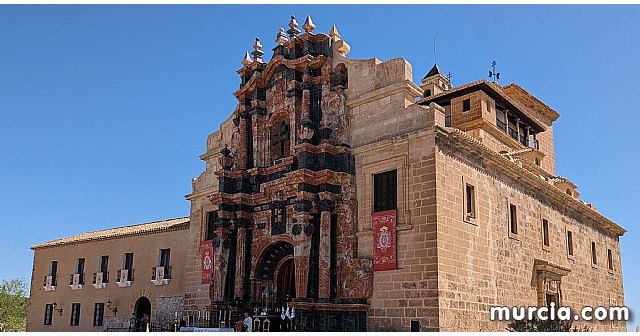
292,208,312,299
317,195,335,299
236,113,248,170
234,226,247,299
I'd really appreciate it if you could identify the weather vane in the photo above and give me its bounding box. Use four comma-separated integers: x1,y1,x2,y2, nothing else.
489,60,500,83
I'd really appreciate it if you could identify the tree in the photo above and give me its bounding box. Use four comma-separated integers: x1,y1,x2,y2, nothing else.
0,278,29,332
507,317,591,332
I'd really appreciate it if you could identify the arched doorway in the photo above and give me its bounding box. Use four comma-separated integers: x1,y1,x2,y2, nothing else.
134,297,151,331
255,242,295,306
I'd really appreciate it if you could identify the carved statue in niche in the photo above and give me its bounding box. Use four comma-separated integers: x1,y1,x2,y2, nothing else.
339,257,373,299
209,252,227,302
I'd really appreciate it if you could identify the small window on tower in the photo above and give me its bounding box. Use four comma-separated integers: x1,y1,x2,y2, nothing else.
206,211,218,241
465,184,476,219
509,204,518,235
463,98,471,112
591,241,598,266
542,219,550,248
607,249,614,271
373,170,397,213
566,230,574,257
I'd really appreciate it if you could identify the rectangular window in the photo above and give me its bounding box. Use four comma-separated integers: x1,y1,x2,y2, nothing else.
206,211,218,240
509,204,518,235
591,241,598,265
160,249,171,267
607,249,614,271
159,248,171,280
76,258,85,284
49,261,58,286
124,253,134,270
70,303,81,326
100,255,109,283
44,304,53,325
567,230,574,256
542,219,550,247
496,110,507,131
373,170,397,212
93,303,104,327
465,184,476,218
462,98,471,112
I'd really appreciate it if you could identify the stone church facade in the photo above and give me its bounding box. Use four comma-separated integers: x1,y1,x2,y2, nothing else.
28,16,626,332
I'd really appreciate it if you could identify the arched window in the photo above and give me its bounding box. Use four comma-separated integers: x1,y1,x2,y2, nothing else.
270,120,290,163
424,89,432,98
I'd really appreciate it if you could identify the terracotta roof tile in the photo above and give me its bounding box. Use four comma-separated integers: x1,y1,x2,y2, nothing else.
32,217,189,250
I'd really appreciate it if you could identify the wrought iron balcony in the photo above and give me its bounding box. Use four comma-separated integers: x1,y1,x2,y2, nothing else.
152,266,172,280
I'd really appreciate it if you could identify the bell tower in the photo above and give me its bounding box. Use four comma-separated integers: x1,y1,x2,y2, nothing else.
420,64,451,98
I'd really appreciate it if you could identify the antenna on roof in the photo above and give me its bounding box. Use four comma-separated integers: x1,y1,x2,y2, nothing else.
489,60,501,84
433,29,437,65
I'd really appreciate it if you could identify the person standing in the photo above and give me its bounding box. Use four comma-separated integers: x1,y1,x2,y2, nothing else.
242,313,253,332
130,312,137,332
142,313,150,332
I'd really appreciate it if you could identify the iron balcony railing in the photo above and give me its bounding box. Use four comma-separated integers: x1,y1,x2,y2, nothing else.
92,271,109,284
43,275,58,287
69,273,85,285
152,266,172,280
117,269,135,282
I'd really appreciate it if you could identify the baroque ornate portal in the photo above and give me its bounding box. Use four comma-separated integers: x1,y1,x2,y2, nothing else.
203,16,372,332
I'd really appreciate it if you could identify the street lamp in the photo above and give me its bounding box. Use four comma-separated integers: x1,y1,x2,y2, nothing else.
52,302,63,316
106,300,118,316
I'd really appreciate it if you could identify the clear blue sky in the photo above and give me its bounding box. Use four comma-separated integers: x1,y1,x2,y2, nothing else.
1,4,638,328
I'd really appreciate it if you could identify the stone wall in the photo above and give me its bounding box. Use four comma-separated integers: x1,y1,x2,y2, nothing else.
433,131,625,331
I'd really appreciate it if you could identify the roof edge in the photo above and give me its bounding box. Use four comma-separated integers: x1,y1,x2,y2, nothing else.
31,216,190,250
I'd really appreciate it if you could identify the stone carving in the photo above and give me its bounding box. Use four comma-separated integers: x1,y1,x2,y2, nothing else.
330,63,348,89
230,128,240,170
218,146,234,170
320,86,349,146
339,257,373,299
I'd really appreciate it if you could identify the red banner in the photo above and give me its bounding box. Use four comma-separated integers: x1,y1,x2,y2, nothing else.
201,240,214,284
372,210,397,271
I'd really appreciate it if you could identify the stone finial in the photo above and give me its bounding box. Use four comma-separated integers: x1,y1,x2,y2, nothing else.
330,25,350,57
241,51,252,66
329,24,341,41
275,27,288,45
251,37,264,63
287,15,301,38
302,15,316,33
